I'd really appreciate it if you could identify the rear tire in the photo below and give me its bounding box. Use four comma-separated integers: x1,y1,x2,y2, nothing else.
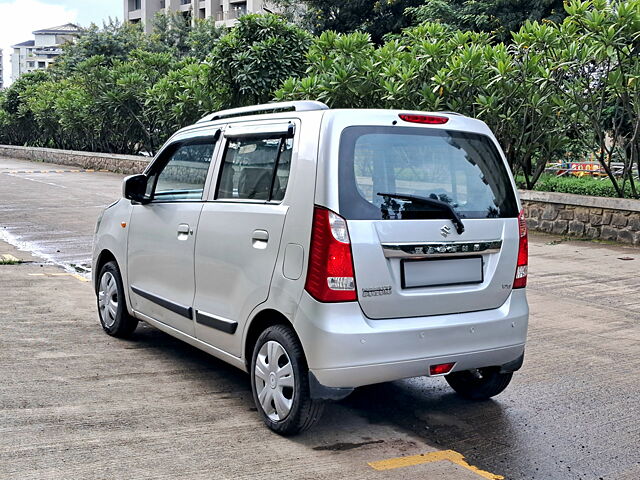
250,325,324,435
445,367,512,400
97,261,138,338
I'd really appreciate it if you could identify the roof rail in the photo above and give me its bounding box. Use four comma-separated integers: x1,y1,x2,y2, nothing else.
197,101,329,123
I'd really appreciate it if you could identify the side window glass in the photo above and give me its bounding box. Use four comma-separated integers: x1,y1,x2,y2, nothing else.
153,141,216,202
217,136,293,201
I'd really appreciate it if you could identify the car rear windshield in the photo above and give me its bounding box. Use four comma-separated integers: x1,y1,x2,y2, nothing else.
338,126,519,220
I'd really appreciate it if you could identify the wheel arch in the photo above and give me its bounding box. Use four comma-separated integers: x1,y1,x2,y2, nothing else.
243,309,296,370
94,249,118,292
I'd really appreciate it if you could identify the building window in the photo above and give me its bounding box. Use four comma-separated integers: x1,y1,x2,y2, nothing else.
38,61,46,68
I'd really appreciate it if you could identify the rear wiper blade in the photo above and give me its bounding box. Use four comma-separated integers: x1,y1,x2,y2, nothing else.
377,192,465,234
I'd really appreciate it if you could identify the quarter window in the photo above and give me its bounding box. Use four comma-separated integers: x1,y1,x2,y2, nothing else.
216,136,292,201
153,141,216,202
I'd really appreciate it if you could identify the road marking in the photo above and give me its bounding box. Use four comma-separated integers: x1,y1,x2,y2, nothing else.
368,450,504,479
1,169,97,174
6,173,68,189
28,273,89,283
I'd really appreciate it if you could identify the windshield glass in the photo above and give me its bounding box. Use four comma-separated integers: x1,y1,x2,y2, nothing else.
338,126,518,220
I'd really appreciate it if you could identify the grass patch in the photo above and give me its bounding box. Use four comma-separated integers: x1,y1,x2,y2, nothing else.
517,174,639,199
0,255,22,265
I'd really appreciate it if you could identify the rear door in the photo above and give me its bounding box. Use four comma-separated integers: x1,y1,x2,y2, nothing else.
338,125,520,319
192,121,296,356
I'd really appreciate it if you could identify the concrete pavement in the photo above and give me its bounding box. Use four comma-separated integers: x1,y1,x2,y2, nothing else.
1,156,639,480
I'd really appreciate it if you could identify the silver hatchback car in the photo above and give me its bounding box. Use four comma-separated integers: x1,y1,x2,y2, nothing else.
93,101,529,435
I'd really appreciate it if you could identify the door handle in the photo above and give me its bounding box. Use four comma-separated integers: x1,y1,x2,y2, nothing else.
252,230,269,249
178,223,191,240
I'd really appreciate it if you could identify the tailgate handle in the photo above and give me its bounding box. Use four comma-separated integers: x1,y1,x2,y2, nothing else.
381,240,502,259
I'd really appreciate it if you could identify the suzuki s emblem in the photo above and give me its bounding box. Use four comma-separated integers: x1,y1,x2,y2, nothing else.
440,225,452,238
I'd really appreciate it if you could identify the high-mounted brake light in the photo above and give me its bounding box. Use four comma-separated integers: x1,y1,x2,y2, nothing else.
305,207,357,302
399,114,449,125
513,209,528,289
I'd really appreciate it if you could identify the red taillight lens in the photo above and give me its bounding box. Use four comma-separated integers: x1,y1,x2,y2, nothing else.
305,206,357,302
429,363,456,376
513,209,528,289
399,114,449,125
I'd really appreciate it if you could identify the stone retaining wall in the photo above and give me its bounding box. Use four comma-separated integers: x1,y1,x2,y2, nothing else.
0,145,149,175
520,191,640,246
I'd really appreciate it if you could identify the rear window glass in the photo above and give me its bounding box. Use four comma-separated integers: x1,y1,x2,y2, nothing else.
339,126,518,220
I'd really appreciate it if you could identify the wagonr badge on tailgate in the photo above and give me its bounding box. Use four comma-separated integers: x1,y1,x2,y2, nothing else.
362,286,393,297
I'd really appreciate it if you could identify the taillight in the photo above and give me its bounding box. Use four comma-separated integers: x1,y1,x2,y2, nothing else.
305,206,357,302
399,114,449,125
513,209,528,289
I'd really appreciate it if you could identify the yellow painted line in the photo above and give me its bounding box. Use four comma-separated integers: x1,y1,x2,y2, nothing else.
368,450,504,480
28,272,89,283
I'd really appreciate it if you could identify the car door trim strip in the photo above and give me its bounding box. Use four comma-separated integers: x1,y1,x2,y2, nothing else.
131,285,193,319
195,310,238,335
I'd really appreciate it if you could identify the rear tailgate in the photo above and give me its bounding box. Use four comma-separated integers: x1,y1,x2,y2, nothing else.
335,118,520,319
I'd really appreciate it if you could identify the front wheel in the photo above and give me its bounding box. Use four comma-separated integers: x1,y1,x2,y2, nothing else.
97,261,138,338
445,367,513,400
250,325,324,435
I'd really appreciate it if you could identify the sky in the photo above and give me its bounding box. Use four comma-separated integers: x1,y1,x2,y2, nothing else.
1,0,121,87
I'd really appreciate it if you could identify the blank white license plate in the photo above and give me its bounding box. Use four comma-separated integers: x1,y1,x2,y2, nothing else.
402,257,484,288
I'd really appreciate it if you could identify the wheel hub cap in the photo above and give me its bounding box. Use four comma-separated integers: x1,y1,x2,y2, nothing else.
254,340,295,422
98,271,118,328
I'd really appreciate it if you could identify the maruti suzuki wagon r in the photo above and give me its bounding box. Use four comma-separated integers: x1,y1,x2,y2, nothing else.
93,101,529,435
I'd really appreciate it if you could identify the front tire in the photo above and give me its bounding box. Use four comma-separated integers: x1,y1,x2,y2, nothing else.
250,325,324,435
445,367,513,400
97,261,138,338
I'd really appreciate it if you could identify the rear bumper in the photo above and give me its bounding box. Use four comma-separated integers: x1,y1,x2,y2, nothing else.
294,289,529,388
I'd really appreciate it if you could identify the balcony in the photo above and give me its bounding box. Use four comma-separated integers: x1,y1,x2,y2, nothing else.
216,8,247,21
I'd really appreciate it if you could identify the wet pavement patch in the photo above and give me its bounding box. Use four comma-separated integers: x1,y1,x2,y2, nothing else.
313,439,385,451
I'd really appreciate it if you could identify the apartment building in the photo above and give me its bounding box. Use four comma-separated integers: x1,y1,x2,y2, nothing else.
0,49,4,89
11,24,82,83
125,0,274,32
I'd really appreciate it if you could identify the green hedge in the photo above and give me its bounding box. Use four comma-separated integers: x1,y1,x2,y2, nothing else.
517,174,639,199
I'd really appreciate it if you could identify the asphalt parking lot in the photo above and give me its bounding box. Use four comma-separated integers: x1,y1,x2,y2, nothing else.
1,156,639,480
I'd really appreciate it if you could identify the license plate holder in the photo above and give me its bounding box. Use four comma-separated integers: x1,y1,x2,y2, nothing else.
401,256,484,289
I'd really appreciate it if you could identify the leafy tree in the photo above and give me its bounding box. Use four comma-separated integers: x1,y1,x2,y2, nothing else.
208,14,312,108
0,70,51,146
152,11,193,57
52,20,152,75
186,17,226,60
516,0,640,197
408,0,567,41
273,0,425,43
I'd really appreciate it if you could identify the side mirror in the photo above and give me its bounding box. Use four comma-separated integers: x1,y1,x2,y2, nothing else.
123,174,150,204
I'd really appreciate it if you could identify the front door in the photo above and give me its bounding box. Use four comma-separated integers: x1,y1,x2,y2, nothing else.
127,136,218,336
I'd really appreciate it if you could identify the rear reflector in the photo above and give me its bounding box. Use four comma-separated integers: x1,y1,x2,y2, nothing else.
305,207,357,302
430,363,456,376
513,209,528,289
399,114,449,125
